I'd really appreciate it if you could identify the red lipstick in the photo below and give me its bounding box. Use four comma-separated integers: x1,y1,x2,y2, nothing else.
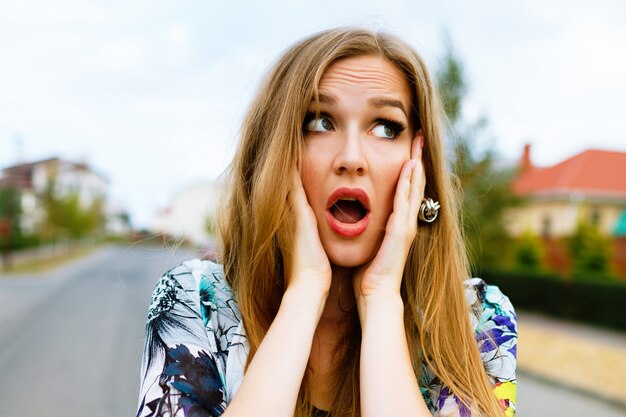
326,187,371,237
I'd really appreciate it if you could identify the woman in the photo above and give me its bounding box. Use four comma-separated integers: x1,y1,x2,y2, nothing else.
137,27,517,417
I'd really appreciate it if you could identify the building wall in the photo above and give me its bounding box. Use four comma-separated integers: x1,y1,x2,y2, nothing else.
152,182,223,246
31,163,51,192
506,199,626,238
19,190,38,234
56,168,107,208
34,161,108,208
506,201,579,237
16,159,109,235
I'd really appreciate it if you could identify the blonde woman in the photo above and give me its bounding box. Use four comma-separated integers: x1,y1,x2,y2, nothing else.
137,27,517,417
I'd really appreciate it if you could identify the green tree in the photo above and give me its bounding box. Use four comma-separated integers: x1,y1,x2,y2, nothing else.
436,38,522,273
567,221,613,279
0,187,22,270
42,184,105,240
513,230,545,272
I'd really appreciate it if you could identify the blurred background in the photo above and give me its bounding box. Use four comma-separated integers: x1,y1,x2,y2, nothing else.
0,1,624,416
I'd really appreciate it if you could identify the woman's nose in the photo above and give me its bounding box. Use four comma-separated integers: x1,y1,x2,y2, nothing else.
333,129,366,175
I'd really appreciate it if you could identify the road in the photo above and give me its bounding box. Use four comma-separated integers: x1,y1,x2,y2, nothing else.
0,245,624,417
517,372,625,417
0,245,196,417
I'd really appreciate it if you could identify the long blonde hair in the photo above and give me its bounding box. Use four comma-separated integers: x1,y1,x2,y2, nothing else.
218,27,505,417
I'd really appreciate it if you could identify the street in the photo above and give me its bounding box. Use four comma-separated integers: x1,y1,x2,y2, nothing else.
0,246,624,417
517,372,624,417
0,245,196,417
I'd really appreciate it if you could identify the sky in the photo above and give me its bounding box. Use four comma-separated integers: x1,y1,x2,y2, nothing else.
1,0,625,228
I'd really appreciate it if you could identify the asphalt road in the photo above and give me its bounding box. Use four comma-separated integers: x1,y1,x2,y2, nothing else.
517,372,625,417
0,245,624,417
0,245,197,417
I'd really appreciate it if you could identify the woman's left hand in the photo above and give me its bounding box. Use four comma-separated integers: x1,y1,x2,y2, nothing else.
353,133,425,317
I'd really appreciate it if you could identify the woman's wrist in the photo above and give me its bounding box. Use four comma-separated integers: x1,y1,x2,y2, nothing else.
282,281,329,321
286,274,330,299
358,292,404,327
364,290,403,306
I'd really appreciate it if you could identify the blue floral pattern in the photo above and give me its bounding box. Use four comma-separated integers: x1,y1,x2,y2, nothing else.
137,260,517,416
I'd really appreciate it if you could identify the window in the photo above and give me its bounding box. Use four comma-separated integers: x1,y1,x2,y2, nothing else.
590,208,601,227
542,215,552,238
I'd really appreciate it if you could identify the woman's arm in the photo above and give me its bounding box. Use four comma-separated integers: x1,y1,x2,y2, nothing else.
222,285,326,417
359,294,432,416
224,168,332,417
354,135,431,416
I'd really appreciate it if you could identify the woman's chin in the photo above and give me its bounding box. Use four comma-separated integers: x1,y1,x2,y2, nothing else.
320,226,384,269
326,246,377,269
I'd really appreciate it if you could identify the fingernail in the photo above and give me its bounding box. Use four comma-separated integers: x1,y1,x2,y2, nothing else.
410,159,416,169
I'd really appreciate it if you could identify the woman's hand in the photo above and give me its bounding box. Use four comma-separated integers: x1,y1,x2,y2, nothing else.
284,167,332,298
355,134,431,417
353,134,425,317
223,168,332,417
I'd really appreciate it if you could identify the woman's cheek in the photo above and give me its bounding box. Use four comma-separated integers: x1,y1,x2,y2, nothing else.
384,159,406,206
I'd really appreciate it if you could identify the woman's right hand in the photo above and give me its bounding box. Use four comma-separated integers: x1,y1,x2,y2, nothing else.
222,168,331,417
285,167,332,298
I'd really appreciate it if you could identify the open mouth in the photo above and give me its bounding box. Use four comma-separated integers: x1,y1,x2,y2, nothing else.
326,188,371,237
330,197,367,224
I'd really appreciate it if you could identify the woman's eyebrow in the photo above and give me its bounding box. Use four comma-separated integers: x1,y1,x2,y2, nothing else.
314,93,408,119
317,93,336,105
368,97,408,119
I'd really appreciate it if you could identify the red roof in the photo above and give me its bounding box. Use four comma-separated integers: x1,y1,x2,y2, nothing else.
514,149,626,198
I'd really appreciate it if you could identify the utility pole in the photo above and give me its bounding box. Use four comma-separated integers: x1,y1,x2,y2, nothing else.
14,134,25,164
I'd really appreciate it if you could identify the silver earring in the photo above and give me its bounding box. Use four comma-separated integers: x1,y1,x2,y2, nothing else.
419,198,441,223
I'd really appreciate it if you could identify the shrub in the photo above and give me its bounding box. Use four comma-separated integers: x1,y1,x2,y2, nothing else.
513,231,545,272
567,221,613,280
481,269,626,331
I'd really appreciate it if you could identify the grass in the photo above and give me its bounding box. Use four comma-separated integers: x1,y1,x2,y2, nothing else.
0,245,99,275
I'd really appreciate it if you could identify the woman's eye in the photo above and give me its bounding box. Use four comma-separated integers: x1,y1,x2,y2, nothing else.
371,120,405,139
305,116,333,133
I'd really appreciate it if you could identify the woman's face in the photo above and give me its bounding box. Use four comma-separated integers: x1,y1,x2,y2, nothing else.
300,55,416,268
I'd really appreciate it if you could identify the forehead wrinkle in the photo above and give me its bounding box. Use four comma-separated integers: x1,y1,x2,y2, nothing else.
317,59,411,118
322,64,402,84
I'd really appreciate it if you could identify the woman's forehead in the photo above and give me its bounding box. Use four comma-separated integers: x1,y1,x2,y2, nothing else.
315,55,412,109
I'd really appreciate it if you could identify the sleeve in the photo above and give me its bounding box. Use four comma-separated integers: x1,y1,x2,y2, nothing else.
474,281,517,416
436,279,518,417
136,264,227,417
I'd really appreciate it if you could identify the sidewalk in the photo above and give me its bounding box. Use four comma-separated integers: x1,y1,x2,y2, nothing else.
0,242,95,274
517,311,626,405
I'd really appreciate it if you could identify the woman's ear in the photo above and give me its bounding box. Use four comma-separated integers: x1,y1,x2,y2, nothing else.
295,145,305,171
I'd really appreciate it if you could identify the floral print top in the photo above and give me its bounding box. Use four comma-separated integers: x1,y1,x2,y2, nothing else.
136,259,517,417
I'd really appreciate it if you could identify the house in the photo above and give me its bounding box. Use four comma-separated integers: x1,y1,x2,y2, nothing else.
508,145,626,238
0,157,109,235
507,145,626,275
152,182,223,246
